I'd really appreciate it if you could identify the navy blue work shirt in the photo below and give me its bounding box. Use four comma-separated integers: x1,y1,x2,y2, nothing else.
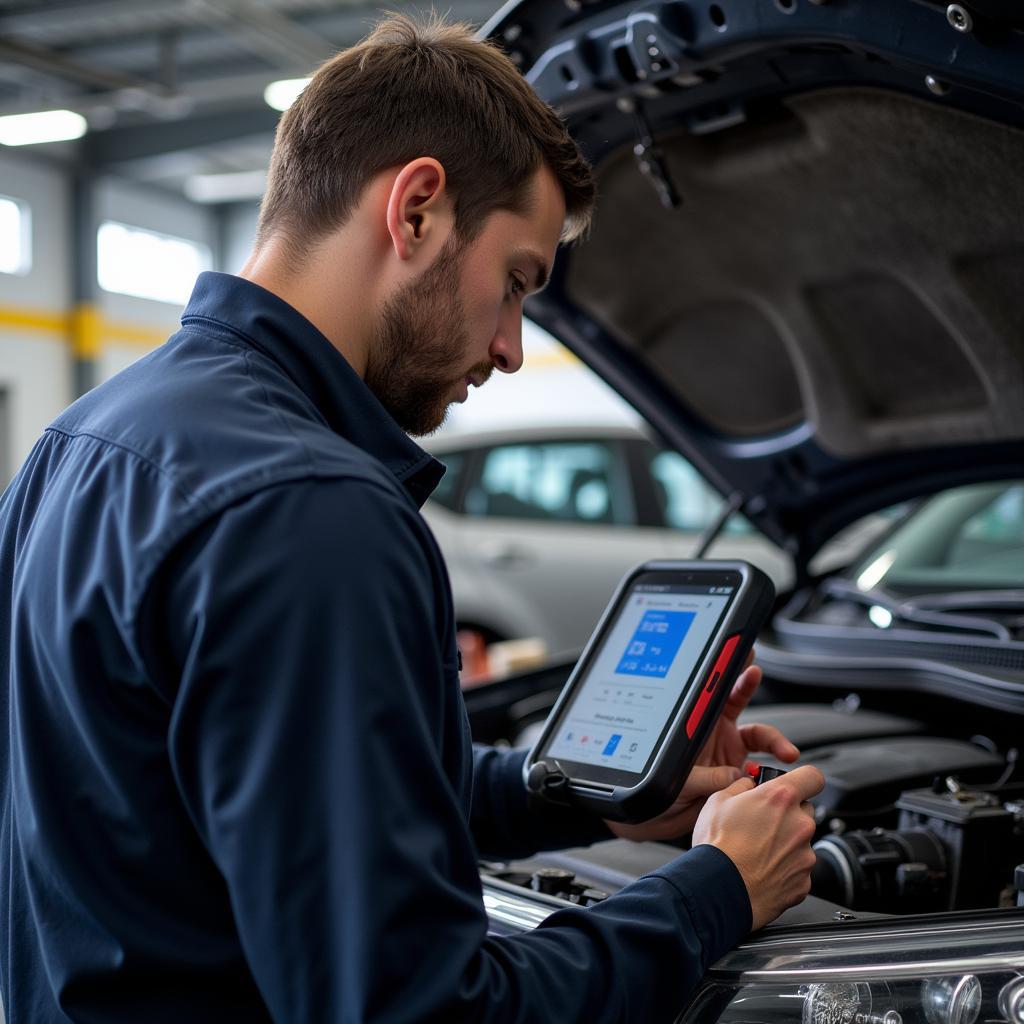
0,272,751,1022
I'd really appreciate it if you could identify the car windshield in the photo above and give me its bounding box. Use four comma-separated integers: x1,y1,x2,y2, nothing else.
848,480,1024,592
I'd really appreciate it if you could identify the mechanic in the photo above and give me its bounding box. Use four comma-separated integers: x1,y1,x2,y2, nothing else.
0,14,824,1023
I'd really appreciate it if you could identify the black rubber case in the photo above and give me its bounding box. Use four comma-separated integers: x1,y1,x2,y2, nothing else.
523,560,775,823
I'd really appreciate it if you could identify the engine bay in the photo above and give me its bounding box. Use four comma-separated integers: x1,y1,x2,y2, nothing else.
480,703,1024,924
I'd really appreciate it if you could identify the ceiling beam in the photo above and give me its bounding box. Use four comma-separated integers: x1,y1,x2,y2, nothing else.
83,107,282,166
187,0,335,70
0,0,498,49
0,35,164,94
0,0,198,48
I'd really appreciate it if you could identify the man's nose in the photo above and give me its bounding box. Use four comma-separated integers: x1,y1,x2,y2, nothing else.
489,311,524,374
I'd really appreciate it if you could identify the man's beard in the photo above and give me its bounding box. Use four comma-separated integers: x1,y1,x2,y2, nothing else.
366,236,492,437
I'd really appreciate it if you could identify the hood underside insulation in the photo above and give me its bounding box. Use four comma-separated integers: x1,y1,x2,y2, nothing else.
568,88,1024,459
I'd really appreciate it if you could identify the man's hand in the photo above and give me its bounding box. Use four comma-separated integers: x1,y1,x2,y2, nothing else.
605,658,799,842
692,764,825,930
692,659,799,775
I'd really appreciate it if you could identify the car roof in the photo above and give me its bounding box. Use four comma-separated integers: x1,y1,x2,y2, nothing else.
422,421,651,455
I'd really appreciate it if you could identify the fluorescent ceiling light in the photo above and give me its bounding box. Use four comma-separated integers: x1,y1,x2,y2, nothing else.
0,109,87,146
184,170,267,204
264,78,310,112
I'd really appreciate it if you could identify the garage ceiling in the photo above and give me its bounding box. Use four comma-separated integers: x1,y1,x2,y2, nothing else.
0,0,500,198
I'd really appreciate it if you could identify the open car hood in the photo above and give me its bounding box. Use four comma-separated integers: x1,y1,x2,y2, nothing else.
483,0,1024,571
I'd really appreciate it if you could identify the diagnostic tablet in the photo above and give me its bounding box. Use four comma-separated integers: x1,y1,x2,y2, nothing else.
524,560,775,823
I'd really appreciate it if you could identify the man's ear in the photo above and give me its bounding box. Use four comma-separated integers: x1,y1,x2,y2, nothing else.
385,157,453,263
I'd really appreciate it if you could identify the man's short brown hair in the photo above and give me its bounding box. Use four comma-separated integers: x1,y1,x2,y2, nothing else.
256,13,595,257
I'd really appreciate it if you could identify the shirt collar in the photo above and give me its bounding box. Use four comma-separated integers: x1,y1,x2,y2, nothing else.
180,271,445,508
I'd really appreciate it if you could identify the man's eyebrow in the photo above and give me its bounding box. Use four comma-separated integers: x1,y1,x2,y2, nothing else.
512,249,550,293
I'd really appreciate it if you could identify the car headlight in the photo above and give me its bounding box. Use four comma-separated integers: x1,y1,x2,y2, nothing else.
681,913,1024,1024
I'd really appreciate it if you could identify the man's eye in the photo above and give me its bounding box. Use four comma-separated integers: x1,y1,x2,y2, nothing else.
509,274,526,297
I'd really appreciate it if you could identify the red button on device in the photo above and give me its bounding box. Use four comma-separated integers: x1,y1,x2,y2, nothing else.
685,634,741,739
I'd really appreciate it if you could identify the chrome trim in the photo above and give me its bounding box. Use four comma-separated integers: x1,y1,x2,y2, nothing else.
738,954,1024,983
708,913,1024,984
482,884,555,931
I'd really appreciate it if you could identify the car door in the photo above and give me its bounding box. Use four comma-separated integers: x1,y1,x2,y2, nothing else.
455,437,670,656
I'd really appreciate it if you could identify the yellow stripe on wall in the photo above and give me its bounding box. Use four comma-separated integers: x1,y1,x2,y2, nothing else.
70,304,102,359
0,303,585,368
0,304,68,336
0,302,171,354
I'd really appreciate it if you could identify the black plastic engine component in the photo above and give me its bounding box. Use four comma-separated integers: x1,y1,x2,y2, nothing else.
484,863,610,906
811,783,1020,912
812,828,948,913
530,867,575,896
793,736,1002,824
895,785,1018,910
735,704,925,751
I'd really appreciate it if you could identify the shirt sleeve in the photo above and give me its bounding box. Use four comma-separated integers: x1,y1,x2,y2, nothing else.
147,476,752,1024
470,744,614,858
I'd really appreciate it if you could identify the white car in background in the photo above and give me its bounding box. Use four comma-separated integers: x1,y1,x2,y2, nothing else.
422,422,792,659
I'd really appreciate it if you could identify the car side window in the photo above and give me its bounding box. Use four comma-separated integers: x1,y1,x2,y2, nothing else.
430,451,466,511
646,448,754,534
465,441,632,525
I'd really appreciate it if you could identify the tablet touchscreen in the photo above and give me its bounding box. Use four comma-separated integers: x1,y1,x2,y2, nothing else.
540,571,740,780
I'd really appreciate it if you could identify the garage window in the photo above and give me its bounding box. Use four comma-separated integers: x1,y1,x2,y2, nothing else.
0,195,31,275
97,221,210,305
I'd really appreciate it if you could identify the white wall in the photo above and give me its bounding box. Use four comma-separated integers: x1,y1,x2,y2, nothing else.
0,151,72,308
0,152,218,485
440,321,638,436
0,150,73,480
223,202,260,275
93,177,217,382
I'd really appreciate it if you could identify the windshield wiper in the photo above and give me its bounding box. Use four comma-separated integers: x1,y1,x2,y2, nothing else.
821,577,1013,641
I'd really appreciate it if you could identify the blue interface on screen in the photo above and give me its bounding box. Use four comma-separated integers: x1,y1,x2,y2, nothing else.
614,610,695,678
545,586,731,772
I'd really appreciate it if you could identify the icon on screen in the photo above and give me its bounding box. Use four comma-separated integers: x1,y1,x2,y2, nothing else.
602,734,622,756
